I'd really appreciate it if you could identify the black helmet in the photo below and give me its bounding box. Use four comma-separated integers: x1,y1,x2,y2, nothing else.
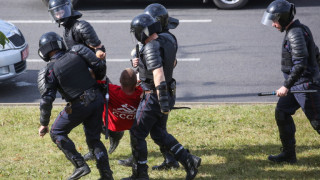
130,13,162,43
38,32,66,61
144,3,179,30
144,3,169,30
261,0,296,32
48,0,82,24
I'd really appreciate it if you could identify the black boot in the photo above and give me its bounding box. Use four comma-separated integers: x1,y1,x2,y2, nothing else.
268,147,297,164
98,168,114,180
171,144,201,180
118,155,133,167
67,157,91,180
121,163,149,180
269,109,297,164
152,151,179,170
83,151,95,161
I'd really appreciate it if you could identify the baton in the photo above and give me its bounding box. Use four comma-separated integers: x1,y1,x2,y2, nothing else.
258,90,318,96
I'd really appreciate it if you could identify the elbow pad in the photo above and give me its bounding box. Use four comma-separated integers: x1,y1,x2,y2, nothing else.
40,96,54,126
156,81,170,114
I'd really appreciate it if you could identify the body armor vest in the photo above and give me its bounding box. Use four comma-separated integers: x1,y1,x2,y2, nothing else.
64,20,81,49
53,52,96,101
139,33,177,89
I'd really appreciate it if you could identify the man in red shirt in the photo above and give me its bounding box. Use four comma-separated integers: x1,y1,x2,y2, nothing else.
83,68,143,160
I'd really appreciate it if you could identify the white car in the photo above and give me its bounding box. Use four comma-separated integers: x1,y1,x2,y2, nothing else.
0,20,29,81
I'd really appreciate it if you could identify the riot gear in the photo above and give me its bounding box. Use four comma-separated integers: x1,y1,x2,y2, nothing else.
38,32,66,62
130,13,161,43
144,3,169,30
144,3,179,30
48,0,82,25
261,0,296,32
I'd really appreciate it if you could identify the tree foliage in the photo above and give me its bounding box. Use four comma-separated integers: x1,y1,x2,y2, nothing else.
0,31,9,48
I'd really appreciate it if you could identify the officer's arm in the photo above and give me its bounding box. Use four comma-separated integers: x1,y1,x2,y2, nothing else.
70,45,106,80
76,20,102,48
144,40,170,114
283,28,308,89
37,65,57,127
316,44,320,66
76,20,105,58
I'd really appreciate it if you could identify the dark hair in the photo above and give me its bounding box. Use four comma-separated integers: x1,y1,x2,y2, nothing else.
120,68,137,91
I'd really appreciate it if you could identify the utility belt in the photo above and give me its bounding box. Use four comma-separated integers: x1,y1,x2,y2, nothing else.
143,78,176,97
66,87,99,114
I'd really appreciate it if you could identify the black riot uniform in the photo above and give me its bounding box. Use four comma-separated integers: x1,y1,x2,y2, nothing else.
142,3,180,171
37,32,113,180
118,4,181,170
261,0,320,164
122,14,201,180
48,0,105,52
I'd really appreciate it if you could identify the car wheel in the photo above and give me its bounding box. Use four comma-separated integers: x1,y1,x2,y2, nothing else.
213,0,249,9
42,0,79,7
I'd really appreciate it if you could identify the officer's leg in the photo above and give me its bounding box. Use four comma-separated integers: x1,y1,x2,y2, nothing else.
301,83,320,134
268,94,299,163
83,94,113,180
50,106,91,180
150,113,201,180
150,114,179,170
122,94,160,180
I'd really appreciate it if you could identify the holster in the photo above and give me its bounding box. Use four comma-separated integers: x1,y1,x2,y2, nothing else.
168,78,176,98
79,88,97,107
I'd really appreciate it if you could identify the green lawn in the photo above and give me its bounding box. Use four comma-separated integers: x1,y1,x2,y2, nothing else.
0,104,319,179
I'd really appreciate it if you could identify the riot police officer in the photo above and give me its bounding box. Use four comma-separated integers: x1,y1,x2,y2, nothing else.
48,0,106,59
118,3,180,171
37,32,113,180
261,0,320,163
122,14,201,180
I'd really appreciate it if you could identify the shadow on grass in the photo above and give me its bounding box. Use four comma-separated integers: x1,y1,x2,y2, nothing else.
111,144,320,179
190,144,320,179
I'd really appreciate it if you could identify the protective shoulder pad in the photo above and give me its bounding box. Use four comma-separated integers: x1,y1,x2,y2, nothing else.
37,65,49,96
75,20,101,47
143,40,162,71
287,27,309,59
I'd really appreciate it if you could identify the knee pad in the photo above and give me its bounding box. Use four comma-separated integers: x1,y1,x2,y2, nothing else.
50,134,70,150
310,120,320,134
275,108,294,126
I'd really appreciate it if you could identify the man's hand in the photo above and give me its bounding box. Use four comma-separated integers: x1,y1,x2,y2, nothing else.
96,50,106,60
131,58,139,68
276,86,289,97
39,125,49,137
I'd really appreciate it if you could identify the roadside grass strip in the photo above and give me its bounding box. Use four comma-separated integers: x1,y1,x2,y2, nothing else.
0,105,319,179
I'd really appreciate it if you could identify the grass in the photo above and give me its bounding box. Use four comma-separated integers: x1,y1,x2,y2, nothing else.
0,104,320,180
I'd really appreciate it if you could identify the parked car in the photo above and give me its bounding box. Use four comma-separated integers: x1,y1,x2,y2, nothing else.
42,0,249,9
0,20,28,81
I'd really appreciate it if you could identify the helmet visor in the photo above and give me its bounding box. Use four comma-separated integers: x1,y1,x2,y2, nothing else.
261,11,279,26
49,4,72,21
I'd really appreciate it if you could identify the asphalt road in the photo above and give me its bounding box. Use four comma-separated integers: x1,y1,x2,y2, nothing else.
0,0,320,103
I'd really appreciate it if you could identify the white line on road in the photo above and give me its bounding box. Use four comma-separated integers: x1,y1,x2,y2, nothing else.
7,19,212,24
27,58,200,62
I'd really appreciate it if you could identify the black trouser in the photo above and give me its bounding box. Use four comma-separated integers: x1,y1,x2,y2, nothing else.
276,82,320,144
50,91,110,170
130,92,178,164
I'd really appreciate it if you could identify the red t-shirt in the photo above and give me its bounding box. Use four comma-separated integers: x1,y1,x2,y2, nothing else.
102,84,142,131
